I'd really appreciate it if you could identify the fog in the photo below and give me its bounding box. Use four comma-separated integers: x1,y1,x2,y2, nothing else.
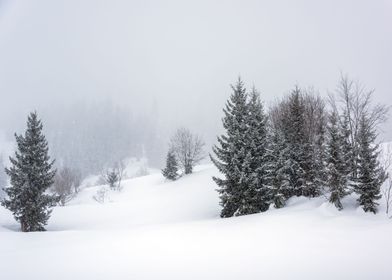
0,0,391,173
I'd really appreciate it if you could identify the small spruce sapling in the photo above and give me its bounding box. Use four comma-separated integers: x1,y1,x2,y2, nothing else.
162,150,179,180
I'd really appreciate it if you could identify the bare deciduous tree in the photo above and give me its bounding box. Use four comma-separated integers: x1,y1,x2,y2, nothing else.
383,177,392,217
303,88,327,144
381,143,392,217
337,75,389,136
336,75,390,179
269,89,327,146
93,186,109,204
51,167,82,206
170,128,205,174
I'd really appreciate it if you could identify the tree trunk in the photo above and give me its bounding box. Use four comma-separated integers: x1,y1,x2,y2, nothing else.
21,220,27,232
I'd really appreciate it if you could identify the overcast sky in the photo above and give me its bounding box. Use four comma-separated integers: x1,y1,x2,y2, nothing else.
0,0,391,142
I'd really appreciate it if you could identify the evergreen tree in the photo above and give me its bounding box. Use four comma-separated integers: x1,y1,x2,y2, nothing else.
283,88,307,197
326,110,349,210
355,115,386,213
281,87,322,198
340,109,355,190
236,88,270,214
106,170,119,190
302,140,321,197
1,112,58,232
312,115,328,193
211,78,249,217
162,150,179,181
267,126,290,208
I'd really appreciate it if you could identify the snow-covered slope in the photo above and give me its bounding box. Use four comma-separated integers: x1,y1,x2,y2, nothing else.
1,164,392,280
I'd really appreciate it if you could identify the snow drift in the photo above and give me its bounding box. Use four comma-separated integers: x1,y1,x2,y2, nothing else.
0,164,391,280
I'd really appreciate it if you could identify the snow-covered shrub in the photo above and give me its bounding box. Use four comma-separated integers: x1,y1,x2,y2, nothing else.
93,186,109,204
51,167,82,206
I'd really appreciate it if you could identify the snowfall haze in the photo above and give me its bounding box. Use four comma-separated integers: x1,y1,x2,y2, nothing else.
0,0,391,163
1,1,392,279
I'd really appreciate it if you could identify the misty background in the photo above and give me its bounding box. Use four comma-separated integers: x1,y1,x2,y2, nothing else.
0,0,391,176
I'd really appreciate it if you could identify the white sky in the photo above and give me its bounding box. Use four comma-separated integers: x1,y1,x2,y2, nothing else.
0,0,391,140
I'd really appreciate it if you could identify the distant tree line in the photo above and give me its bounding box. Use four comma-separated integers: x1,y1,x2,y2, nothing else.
211,76,388,217
41,100,162,178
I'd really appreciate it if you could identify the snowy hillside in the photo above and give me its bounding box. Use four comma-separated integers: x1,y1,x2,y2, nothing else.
0,164,391,280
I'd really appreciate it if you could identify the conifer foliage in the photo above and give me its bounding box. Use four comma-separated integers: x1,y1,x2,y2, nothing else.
212,76,387,217
162,150,179,181
242,89,270,214
326,110,349,210
1,112,58,232
211,79,271,217
211,78,249,217
355,115,387,213
284,88,308,197
267,127,289,208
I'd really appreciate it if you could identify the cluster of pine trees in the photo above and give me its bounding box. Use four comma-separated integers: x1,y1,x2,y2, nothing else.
211,77,387,217
1,77,388,232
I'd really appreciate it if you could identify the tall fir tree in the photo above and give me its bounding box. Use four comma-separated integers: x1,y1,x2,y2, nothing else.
211,78,250,217
237,88,270,214
281,87,322,198
312,115,328,192
302,140,321,197
1,112,58,232
162,150,179,181
283,88,307,197
267,126,290,208
355,114,386,213
340,109,355,190
326,110,349,210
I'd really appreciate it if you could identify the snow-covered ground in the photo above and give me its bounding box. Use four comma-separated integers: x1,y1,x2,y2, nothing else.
1,164,392,280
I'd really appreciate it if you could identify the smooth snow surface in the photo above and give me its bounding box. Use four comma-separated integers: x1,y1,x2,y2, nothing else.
1,164,391,280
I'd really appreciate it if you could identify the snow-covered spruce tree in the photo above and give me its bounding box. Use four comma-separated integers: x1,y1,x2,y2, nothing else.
267,125,290,208
338,110,356,196
312,110,328,193
301,112,325,198
1,112,58,232
107,171,119,190
211,78,250,218
283,88,322,198
326,110,349,210
340,109,355,190
355,114,386,214
301,140,320,197
236,88,270,215
283,88,307,197
162,150,179,181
